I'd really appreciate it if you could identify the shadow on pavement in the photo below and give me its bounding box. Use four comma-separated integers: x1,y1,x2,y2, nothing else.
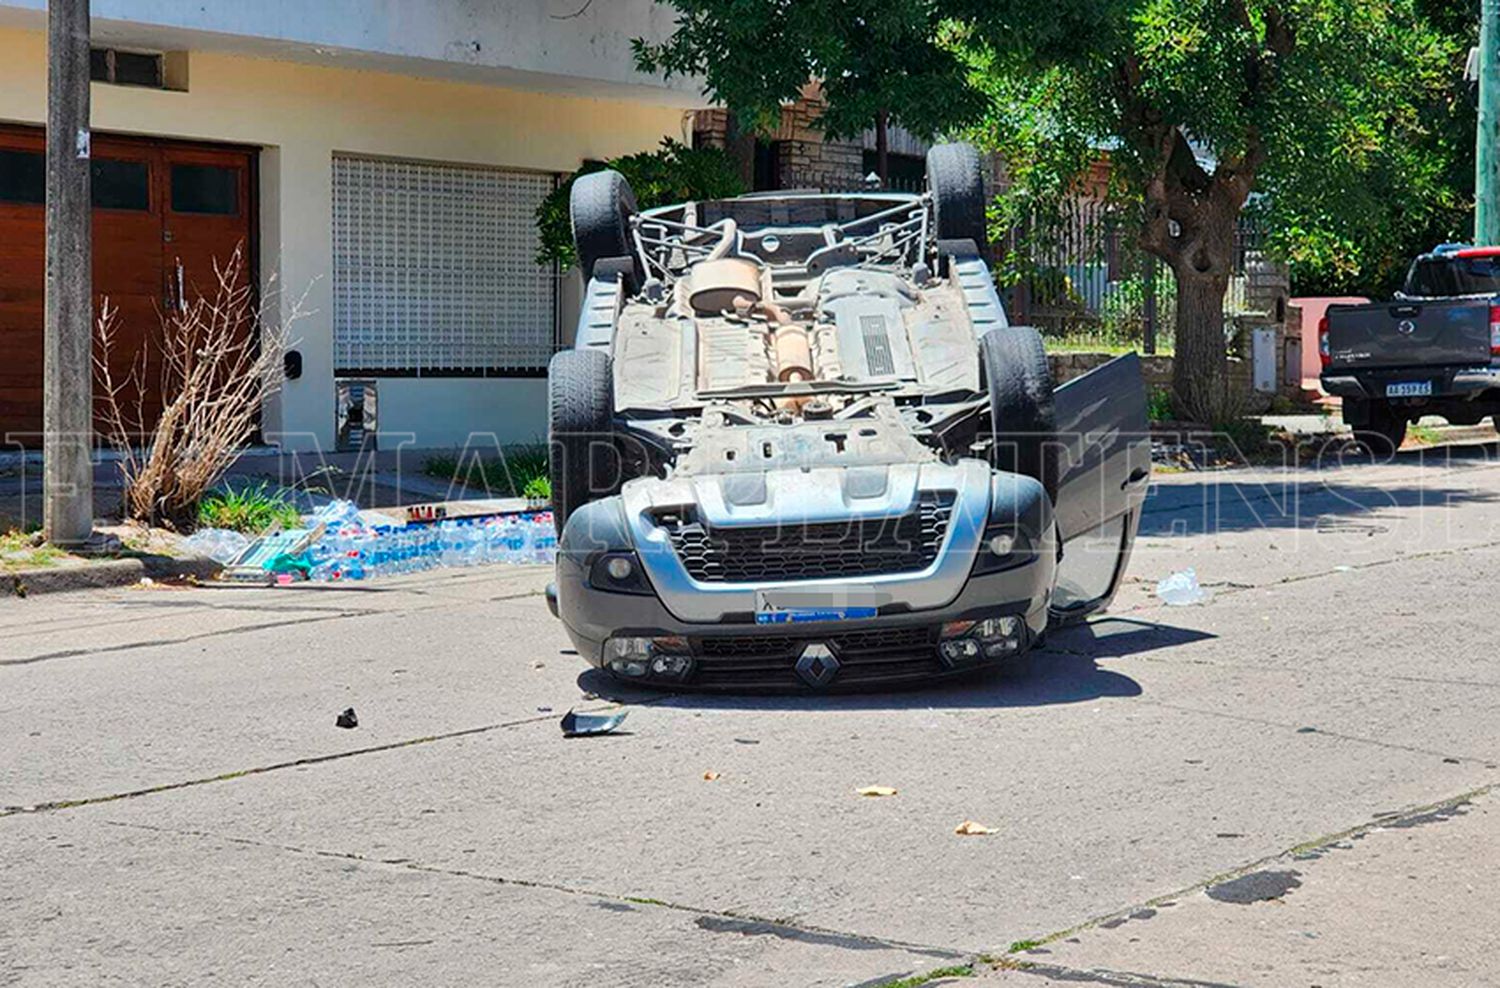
573,617,1213,712
1140,477,1500,538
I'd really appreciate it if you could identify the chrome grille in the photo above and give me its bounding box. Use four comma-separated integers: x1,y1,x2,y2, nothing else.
655,492,955,583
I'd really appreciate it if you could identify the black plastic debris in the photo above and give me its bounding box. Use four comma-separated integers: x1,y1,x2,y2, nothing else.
560,708,627,738
335,707,359,729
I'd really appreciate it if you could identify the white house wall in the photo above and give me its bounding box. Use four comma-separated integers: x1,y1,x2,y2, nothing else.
0,25,689,450
0,0,701,104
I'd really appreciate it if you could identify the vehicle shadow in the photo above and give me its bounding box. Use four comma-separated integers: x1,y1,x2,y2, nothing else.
575,617,1211,712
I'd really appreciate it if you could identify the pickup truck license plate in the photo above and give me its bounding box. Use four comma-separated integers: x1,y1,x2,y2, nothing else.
755,587,879,625
1386,381,1432,397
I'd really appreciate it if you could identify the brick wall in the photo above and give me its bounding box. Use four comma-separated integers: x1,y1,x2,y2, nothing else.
694,86,881,192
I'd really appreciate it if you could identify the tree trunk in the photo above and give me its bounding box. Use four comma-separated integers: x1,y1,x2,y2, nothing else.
1170,264,1234,423
874,109,889,185
724,111,756,190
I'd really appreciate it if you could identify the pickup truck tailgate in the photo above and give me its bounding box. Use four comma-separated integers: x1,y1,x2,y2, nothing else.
1326,299,1492,370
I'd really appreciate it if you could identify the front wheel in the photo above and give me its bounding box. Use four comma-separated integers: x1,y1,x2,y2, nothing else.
548,348,616,533
979,326,1059,503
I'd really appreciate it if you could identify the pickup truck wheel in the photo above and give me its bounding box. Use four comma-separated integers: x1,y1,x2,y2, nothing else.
980,327,1059,502
1352,405,1407,459
927,143,987,251
548,348,616,533
570,169,640,285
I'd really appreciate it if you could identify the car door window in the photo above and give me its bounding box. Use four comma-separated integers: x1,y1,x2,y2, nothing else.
1053,515,1126,611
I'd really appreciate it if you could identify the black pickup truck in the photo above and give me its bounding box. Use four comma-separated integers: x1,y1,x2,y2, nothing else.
1321,244,1500,452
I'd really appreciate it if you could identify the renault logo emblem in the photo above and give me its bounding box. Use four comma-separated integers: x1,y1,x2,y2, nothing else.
1396,319,1416,335
796,643,840,688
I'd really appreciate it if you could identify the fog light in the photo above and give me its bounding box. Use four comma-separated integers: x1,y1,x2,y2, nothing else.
987,533,1016,556
604,637,654,662
938,615,1026,667
607,659,650,678
650,652,693,679
605,555,634,581
972,616,1022,642
939,639,983,665
603,636,693,680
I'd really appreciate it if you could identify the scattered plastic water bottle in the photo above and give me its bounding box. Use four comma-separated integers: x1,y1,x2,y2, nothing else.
302,511,557,581
1156,568,1211,606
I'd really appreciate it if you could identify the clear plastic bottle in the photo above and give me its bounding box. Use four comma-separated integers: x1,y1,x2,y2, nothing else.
531,515,558,564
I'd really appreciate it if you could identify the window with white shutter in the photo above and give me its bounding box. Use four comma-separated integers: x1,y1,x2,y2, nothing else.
332,155,559,375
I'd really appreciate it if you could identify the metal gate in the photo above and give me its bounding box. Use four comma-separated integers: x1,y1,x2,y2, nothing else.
331,155,558,375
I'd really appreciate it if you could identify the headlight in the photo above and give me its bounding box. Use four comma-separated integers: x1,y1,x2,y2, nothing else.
589,551,654,595
971,527,1034,575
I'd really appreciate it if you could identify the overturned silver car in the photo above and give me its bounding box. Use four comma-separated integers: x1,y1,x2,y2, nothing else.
546,143,1150,690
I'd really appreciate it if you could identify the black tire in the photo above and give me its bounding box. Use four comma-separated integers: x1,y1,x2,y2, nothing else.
570,170,639,281
1352,403,1407,459
980,327,1059,502
927,143,987,251
548,348,615,532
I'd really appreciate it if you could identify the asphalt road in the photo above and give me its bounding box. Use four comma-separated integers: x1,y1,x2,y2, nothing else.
4,442,1500,987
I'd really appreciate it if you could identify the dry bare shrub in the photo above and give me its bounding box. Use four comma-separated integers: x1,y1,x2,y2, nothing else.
94,246,301,530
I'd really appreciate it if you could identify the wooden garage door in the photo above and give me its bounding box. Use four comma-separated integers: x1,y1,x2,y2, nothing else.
0,127,255,445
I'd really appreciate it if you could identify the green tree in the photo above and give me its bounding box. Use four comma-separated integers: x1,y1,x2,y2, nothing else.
957,0,1467,420
633,1,989,180
535,139,744,269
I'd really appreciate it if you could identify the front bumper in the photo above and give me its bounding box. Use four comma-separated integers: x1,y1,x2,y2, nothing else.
553,460,1057,690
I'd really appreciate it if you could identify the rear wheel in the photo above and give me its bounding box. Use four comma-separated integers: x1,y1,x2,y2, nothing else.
1352,403,1408,458
980,327,1059,503
570,169,640,285
927,143,987,251
548,348,616,532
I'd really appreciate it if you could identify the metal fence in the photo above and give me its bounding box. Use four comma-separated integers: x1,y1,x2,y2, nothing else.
999,200,1270,354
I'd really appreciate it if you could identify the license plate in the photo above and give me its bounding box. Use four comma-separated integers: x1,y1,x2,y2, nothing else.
755,587,879,625
1385,381,1432,397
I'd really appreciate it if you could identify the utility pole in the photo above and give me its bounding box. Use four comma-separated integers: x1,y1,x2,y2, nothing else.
1477,0,1500,245
44,0,94,546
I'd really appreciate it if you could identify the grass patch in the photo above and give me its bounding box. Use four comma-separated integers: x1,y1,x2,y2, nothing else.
0,529,69,571
424,444,551,500
1406,424,1443,447
198,480,302,534
878,964,974,987
1007,939,1043,954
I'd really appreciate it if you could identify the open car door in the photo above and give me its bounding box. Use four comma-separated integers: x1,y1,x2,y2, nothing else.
1048,353,1152,624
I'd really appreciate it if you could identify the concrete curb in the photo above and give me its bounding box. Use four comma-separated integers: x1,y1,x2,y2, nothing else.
4,556,223,598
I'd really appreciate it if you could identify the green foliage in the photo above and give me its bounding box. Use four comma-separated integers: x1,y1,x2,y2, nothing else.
423,445,551,499
633,2,990,142
536,140,743,269
1146,388,1175,423
197,481,301,534
522,474,552,502
960,0,1472,297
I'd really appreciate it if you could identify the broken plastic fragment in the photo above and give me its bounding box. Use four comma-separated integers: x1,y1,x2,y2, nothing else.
561,708,628,737
1155,568,1212,606
335,707,358,729
857,785,898,797
954,820,997,836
